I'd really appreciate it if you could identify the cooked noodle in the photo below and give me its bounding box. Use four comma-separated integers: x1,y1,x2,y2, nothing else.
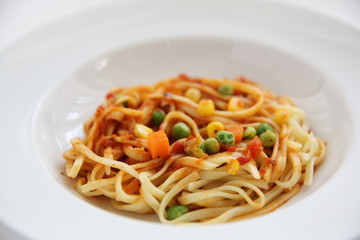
63,74,326,224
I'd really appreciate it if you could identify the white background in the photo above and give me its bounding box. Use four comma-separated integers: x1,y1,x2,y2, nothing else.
1,0,360,52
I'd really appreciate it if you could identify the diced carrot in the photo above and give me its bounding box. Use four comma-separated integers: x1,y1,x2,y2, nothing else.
147,130,170,159
225,124,243,143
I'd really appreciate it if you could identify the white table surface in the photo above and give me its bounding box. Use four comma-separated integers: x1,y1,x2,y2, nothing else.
1,0,360,52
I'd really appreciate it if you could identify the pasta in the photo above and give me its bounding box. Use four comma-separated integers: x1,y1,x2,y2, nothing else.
63,74,326,224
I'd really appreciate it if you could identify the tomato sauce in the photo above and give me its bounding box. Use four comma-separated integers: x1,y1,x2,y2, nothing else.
247,136,263,159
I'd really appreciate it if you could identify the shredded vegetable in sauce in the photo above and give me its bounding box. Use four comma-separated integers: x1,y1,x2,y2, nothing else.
63,74,326,224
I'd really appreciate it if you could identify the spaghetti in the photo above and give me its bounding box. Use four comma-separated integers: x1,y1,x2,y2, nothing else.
63,74,326,224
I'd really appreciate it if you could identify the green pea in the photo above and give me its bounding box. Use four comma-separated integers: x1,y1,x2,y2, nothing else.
200,142,206,152
167,205,188,220
256,123,274,136
243,126,257,139
172,122,191,140
260,131,276,147
152,111,166,126
203,138,220,154
218,84,234,96
215,130,235,146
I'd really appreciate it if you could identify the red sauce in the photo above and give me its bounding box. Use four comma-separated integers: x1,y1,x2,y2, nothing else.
264,157,277,167
239,119,251,124
101,136,118,148
247,136,263,159
95,105,105,118
179,73,190,80
168,161,184,172
171,141,185,155
106,92,115,99
186,135,196,141
237,156,252,165
224,146,236,152
235,76,247,83
128,135,136,141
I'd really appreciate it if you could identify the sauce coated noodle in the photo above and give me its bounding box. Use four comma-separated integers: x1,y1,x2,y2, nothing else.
63,74,326,224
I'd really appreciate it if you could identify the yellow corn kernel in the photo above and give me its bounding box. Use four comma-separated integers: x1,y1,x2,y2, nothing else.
134,123,153,139
226,159,240,175
274,107,291,125
227,97,244,111
207,121,225,138
197,99,215,117
184,88,201,103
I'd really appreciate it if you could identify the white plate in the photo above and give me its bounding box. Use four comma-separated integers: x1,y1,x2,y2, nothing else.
1,1,360,239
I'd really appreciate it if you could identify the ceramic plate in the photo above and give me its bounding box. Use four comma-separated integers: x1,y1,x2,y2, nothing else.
0,0,359,239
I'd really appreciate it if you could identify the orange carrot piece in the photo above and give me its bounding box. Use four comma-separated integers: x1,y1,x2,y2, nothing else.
147,130,170,159
225,125,243,143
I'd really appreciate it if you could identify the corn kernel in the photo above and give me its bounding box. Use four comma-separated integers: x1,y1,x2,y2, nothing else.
227,97,244,111
134,123,153,139
207,121,225,138
197,99,215,117
274,107,291,125
226,159,240,175
184,88,201,103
